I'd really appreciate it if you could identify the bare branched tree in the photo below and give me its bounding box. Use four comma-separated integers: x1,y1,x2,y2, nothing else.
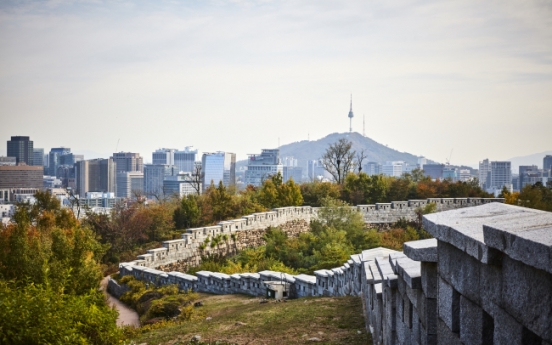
356,149,367,174
191,163,203,195
65,187,81,219
321,138,356,184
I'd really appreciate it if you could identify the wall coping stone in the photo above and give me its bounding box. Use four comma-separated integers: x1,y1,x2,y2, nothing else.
403,238,438,262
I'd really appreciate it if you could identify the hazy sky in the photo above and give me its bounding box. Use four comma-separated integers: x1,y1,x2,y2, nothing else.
1,0,551,165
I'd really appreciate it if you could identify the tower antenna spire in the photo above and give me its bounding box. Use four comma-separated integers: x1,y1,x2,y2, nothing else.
348,94,354,133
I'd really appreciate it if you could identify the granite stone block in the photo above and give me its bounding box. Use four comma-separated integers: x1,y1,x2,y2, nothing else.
438,241,481,304
421,262,438,299
501,255,552,342
404,238,438,262
437,318,461,345
460,295,484,345
438,277,460,333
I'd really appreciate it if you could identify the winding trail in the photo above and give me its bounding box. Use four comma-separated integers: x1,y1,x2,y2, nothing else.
101,276,140,327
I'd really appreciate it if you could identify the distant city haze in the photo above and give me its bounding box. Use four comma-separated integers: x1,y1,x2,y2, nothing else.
1,1,551,166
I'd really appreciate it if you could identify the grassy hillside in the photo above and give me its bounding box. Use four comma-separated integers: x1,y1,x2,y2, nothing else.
127,293,371,345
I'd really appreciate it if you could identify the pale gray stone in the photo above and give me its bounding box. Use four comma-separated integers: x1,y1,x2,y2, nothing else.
404,239,438,262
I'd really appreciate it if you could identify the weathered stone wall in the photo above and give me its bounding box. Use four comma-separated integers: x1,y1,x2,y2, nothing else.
118,202,552,345
121,198,503,271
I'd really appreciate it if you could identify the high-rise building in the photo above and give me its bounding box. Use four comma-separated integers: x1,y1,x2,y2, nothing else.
417,157,427,170
143,164,178,198
112,152,144,173
7,136,33,165
174,147,197,173
32,148,44,166
0,165,43,189
382,161,405,177
423,164,445,180
75,158,116,197
518,165,538,191
479,159,492,189
244,149,282,186
544,155,552,172
365,162,381,176
48,147,71,176
490,161,512,191
116,171,144,198
283,166,302,183
163,173,198,197
202,152,236,191
152,148,176,165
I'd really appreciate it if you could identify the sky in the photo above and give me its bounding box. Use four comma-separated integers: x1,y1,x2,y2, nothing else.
1,0,551,166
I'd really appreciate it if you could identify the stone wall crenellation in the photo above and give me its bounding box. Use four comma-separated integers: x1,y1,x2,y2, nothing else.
117,201,552,344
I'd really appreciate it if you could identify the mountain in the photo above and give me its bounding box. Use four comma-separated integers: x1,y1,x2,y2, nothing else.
507,150,552,173
238,132,427,168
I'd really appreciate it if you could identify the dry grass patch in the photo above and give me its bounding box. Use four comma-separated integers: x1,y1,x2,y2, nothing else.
128,293,372,345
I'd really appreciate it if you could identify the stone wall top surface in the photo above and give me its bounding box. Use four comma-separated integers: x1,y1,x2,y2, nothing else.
423,202,552,272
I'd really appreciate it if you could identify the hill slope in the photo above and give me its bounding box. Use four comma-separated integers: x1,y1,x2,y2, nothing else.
279,132,423,165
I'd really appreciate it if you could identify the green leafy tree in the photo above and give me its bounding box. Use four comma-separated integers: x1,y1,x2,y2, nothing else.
173,194,200,229
258,172,303,209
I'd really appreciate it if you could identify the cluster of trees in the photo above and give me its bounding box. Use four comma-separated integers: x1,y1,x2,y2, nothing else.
501,181,552,212
0,191,122,344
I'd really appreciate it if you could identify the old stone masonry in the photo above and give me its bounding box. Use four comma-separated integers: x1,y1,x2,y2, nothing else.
116,199,552,344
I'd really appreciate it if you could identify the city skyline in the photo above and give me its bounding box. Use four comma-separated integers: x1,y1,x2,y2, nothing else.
1,1,551,166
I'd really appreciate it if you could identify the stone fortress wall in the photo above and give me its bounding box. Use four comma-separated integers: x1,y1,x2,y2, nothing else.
117,202,552,344
121,197,503,271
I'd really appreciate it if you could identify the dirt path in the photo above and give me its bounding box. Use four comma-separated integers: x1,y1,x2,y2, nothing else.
101,276,140,327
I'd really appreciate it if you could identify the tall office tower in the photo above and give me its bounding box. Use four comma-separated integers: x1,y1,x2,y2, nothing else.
202,152,236,191
479,159,492,189
32,148,44,166
48,147,71,176
283,166,303,183
544,155,552,172
143,164,178,198
518,165,539,191
112,152,144,173
75,158,116,197
174,147,197,173
152,148,176,165
364,162,381,176
423,164,445,180
382,161,405,177
7,136,34,165
490,161,512,191
116,171,144,198
244,149,282,187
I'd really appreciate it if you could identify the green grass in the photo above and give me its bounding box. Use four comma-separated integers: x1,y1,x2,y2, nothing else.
127,293,372,345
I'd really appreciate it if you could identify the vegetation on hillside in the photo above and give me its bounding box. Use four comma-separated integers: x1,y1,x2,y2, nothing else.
0,191,122,344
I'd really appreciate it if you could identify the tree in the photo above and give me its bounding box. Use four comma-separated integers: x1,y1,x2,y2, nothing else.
355,149,367,174
173,194,200,229
258,172,303,209
191,163,203,195
321,138,356,184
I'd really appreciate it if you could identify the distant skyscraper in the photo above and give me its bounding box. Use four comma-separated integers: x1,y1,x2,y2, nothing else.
202,152,236,191
423,164,445,180
479,159,492,189
348,95,354,133
7,136,33,165
32,148,44,166
152,148,176,165
116,171,144,198
365,162,381,176
519,165,538,191
283,166,302,183
112,152,144,173
544,155,552,171
75,158,116,197
143,164,178,198
244,149,282,186
0,165,43,188
382,161,405,177
48,147,71,176
174,147,197,173
490,161,512,191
